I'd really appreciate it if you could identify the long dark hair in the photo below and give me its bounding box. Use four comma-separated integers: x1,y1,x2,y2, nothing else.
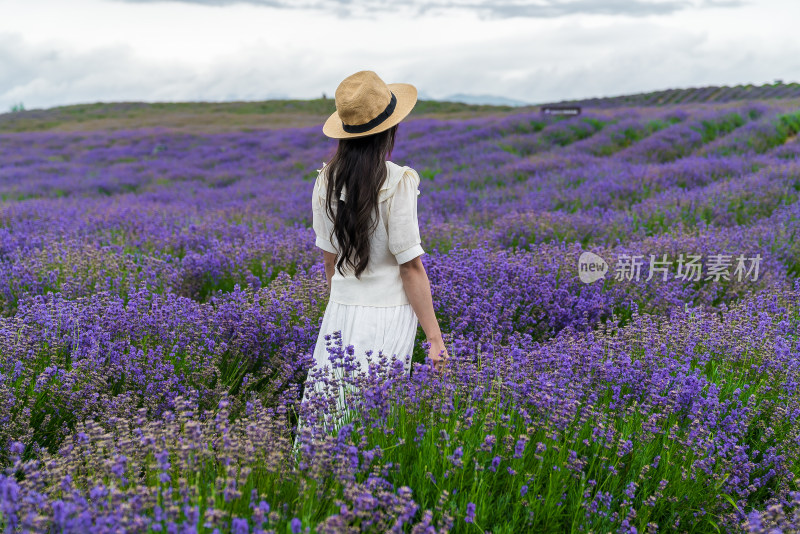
322,124,398,279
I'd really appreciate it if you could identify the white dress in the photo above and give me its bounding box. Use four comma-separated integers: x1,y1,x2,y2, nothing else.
297,159,425,439
312,301,418,377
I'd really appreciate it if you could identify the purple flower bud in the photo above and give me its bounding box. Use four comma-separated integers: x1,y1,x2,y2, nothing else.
465,502,476,524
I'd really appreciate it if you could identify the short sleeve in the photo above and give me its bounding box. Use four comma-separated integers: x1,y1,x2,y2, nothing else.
312,177,338,254
388,168,425,264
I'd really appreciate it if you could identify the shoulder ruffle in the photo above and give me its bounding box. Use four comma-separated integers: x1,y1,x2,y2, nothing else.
315,161,419,203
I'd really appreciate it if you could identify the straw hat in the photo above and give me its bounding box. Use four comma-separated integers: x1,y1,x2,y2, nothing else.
322,70,418,139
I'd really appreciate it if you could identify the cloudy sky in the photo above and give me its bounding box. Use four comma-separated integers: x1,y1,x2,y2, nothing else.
1,0,798,111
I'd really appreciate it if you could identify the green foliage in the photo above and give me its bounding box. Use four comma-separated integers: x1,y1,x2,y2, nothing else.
776,110,800,139
693,112,745,143
541,117,608,147
590,118,679,156
497,142,519,155
420,167,441,181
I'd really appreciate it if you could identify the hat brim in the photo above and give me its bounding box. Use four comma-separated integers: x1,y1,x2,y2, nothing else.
322,83,418,139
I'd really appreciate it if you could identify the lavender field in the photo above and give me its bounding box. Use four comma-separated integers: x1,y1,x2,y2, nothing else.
1,97,800,533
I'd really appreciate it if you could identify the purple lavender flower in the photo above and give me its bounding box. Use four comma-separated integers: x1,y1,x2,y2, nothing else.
465,502,476,524
490,456,501,472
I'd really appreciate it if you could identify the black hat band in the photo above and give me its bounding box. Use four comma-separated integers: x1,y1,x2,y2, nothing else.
342,91,397,134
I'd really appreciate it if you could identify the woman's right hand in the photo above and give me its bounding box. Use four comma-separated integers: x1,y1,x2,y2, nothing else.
397,257,449,373
428,339,449,373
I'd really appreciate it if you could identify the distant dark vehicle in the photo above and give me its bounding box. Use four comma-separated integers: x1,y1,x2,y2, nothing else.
541,105,581,116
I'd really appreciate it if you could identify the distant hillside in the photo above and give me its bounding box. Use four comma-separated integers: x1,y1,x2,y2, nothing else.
2,82,799,133
540,82,800,108
439,93,532,107
0,99,531,133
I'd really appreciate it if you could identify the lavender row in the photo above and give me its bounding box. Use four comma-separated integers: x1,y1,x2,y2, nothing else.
2,283,799,532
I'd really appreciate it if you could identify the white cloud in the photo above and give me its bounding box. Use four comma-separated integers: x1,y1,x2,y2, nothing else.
0,0,798,111
112,0,740,19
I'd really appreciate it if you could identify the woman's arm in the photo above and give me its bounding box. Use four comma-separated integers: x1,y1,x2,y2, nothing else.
399,256,449,369
323,250,336,292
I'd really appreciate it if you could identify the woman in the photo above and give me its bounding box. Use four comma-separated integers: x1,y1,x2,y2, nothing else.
297,70,449,440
